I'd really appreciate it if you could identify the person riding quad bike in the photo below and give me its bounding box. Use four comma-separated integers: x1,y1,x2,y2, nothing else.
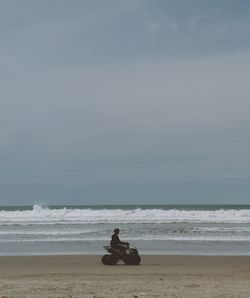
110,228,129,253
102,228,141,265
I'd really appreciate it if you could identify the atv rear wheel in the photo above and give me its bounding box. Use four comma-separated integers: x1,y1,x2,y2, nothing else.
106,255,117,265
102,254,110,265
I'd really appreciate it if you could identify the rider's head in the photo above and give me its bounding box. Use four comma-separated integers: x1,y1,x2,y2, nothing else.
114,228,120,234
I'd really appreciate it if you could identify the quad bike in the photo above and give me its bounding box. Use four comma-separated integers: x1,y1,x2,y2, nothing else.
102,243,141,265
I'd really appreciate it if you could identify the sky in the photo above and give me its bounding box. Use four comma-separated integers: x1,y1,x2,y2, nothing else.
0,0,250,205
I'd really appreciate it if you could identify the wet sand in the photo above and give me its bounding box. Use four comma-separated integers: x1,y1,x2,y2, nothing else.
0,255,249,297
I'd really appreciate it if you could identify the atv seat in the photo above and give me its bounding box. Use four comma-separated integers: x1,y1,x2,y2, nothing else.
103,246,123,254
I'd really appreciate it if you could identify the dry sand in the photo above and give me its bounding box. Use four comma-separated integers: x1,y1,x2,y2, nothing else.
0,255,249,297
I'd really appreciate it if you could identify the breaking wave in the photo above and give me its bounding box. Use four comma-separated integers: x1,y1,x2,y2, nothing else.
0,205,250,225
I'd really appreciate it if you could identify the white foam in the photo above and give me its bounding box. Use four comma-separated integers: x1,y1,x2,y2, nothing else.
0,205,250,224
0,235,250,243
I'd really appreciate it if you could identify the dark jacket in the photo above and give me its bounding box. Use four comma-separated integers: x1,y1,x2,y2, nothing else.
110,234,126,247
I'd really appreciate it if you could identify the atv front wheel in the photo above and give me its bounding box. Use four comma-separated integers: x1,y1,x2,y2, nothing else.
123,255,141,265
131,255,141,265
123,255,131,265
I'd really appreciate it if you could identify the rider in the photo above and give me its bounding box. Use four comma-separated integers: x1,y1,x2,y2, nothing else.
110,228,129,253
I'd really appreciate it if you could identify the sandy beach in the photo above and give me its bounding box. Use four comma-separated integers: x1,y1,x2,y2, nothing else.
0,255,249,297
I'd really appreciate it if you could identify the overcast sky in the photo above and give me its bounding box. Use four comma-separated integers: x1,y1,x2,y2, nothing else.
0,0,250,205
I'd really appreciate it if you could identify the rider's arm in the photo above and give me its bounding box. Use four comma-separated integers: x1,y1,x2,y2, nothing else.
115,235,128,245
112,234,128,246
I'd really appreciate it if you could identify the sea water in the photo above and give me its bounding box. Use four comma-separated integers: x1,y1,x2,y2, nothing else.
0,204,250,255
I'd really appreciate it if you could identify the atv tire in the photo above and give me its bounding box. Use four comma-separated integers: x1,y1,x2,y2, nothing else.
131,254,141,265
102,254,110,265
106,255,117,265
123,255,141,265
123,255,132,265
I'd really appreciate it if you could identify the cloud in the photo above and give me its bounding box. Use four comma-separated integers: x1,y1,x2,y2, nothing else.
0,1,250,203
1,50,250,169
1,0,250,73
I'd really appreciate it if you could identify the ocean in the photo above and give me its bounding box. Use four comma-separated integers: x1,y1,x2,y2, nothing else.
0,204,250,256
